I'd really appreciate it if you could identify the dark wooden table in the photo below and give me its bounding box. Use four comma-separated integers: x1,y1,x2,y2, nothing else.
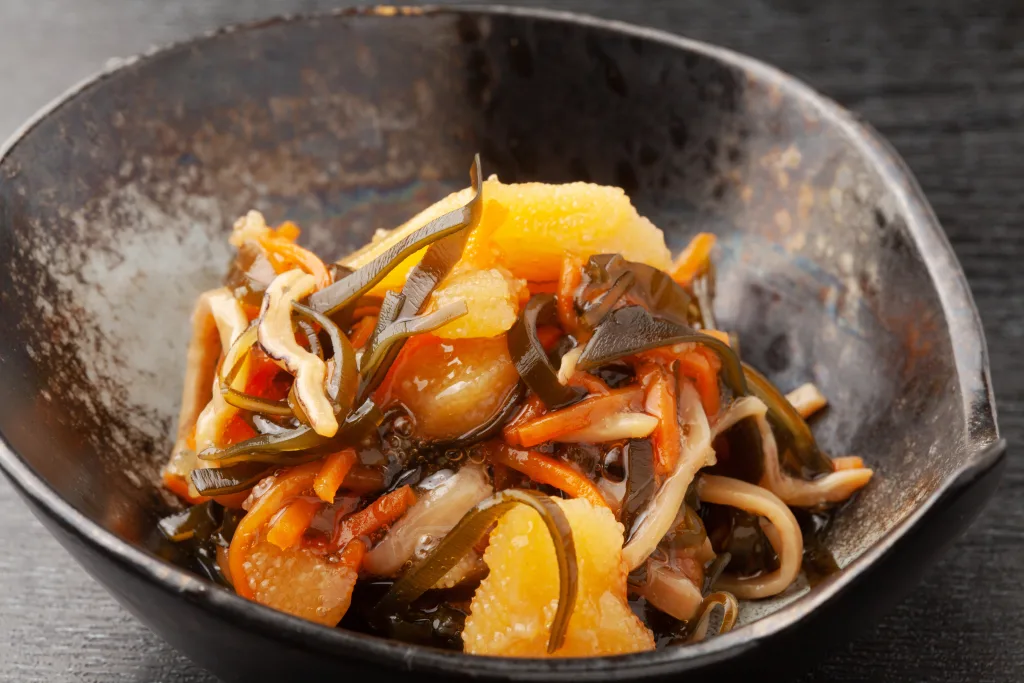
2,1,1021,681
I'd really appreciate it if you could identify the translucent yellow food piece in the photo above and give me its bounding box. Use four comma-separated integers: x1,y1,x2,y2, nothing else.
462,497,655,657
486,181,672,282
427,266,526,339
339,179,672,292
385,335,520,441
242,541,358,626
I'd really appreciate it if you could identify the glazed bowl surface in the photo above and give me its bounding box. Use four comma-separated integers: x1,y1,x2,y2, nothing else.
0,6,1003,681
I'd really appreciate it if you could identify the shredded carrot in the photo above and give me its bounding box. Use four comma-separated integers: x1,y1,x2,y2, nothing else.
214,352,288,448
702,329,732,346
334,485,417,548
671,232,716,286
504,386,643,448
639,364,682,475
244,351,290,401
502,394,547,442
314,449,358,504
678,350,721,417
556,254,583,333
832,456,865,471
228,461,322,599
636,345,721,417
221,414,257,446
535,324,562,352
266,498,322,550
489,446,609,509
274,220,301,242
349,316,377,349
241,302,262,322
257,233,332,290
339,536,367,571
697,345,722,372
162,470,207,505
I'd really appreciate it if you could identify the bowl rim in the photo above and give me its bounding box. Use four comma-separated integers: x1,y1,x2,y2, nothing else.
0,4,1004,679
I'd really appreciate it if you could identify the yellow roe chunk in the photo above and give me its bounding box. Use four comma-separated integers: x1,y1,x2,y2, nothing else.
485,180,671,282
427,266,526,339
339,179,671,292
462,497,655,657
243,541,358,627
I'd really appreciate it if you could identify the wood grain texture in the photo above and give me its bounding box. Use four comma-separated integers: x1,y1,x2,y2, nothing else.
1,1,1021,681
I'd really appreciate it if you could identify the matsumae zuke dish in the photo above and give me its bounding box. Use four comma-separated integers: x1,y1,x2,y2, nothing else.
157,157,873,657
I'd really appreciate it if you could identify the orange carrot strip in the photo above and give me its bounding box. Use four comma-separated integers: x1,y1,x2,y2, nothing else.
639,364,682,475
314,449,358,504
334,485,417,548
636,345,721,417
697,345,723,372
213,353,289,451
832,456,865,471
489,446,609,509
241,301,262,322
505,386,643,448
339,536,367,570
671,232,717,286
535,324,563,352
556,255,583,333
349,316,377,350
266,498,322,550
244,351,290,401
678,351,721,417
502,395,547,443
162,471,207,505
274,221,301,242
257,234,332,290
228,461,321,599
221,414,257,447
702,329,732,346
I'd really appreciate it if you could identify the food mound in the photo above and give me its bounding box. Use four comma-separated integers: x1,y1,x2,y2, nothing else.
157,157,872,657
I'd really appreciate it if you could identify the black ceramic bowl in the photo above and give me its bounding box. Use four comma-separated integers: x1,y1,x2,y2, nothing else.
0,6,1004,682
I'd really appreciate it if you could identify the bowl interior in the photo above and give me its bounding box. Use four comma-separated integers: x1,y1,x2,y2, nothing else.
0,7,990,647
